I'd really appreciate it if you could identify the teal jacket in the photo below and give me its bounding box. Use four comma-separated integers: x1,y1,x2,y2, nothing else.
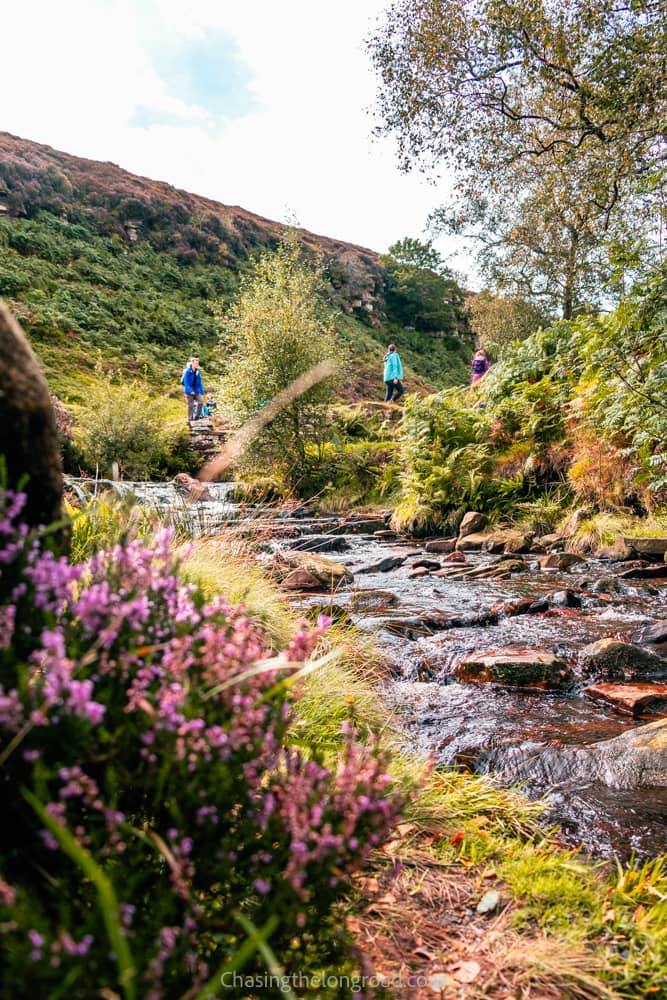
383,351,403,381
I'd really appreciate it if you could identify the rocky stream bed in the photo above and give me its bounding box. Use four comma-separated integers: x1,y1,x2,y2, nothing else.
69,479,667,861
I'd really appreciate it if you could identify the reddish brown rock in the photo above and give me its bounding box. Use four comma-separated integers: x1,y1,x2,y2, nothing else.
281,569,322,591
424,538,457,554
442,550,467,564
540,552,586,571
455,532,490,551
175,473,213,501
408,567,430,579
584,683,667,717
458,511,487,537
455,647,572,689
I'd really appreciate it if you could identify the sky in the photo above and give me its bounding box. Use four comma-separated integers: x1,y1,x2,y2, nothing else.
2,0,473,278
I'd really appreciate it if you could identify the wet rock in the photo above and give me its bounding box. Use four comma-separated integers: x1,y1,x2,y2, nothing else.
274,551,353,589
330,516,386,534
357,554,407,574
536,532,566,550
491,597,541,617
285,534,349,553
455,532,490,551
597,538,635,561
589,717,667,788
633,620,667,647
424,537,456,554
583,682,667,717
545,589,583,608
442,550,467,563
408,567,430,579
588,576,625,594
540,552,586,571
466,557,527,578
527,599,550,613
382,618,437,640
455,647,573,690
623,536,667,560
374,529,398,539
281,569,323,591
411,558,442,570
578,638,667,682
458,511,487,537
174,473,213,501
347,590,399,611
618,564,667,580
484,529,534,554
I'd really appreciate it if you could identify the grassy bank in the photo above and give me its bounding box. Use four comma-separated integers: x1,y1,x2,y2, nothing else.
76,499,667,999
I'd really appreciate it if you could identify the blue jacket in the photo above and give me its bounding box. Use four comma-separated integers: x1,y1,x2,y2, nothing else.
182,365,204,395
384,351,403,382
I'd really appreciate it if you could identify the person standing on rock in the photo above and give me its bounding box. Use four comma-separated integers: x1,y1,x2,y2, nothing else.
182,356,205,421
383,344,404,402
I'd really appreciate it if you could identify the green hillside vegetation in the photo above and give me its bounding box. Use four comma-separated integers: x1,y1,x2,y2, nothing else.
393,266,667,536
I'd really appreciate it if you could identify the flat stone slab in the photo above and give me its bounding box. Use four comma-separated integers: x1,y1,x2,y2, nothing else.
619,564,667,580
455,647,572,689
347,590,399,611
623,537,667,558
584,683,667,717
455,532,490,551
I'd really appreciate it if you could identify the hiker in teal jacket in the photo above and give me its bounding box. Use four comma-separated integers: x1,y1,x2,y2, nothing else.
383,344,404,402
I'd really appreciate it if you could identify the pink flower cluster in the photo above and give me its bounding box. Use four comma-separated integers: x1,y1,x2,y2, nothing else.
0,489,402,997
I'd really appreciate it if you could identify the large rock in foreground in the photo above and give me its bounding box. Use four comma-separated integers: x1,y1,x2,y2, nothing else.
590,717,667,787
0,301,64,531
455,647,572,690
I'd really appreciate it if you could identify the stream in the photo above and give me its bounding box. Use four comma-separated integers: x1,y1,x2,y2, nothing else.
69,479,667,861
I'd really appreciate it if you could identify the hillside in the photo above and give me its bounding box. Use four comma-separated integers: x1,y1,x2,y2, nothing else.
0,132,472,405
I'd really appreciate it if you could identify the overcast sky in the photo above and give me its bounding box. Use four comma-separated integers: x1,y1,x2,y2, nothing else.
2,0,474,280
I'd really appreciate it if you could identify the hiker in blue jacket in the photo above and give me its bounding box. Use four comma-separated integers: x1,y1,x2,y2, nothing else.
182,356,205,421
383,344,404,402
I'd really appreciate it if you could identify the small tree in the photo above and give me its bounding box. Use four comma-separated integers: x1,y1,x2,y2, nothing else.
218,237,341,488
381,237,469,334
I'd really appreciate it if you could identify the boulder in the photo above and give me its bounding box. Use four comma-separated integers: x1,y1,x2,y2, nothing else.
578,638,667,682
424,538,457,554
536,533,566,550
544,589,583,608
455,647,572,689
484,529,534,554
597,538,635,561
275,551,353,589
442,550,467,564
540,551,586,570
347,590,399,611
174,473,213,501
633,620,667,647
589,717,667,788
411,558,442,570
623,537,667,560
491,597,539,617
583,682,667,717
458,511,487,537
281,569,322,591
0,302,64,533
455,532,490,551
357,554,407,574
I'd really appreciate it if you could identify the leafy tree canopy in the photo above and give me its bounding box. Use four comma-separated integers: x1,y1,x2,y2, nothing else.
381,237,469,334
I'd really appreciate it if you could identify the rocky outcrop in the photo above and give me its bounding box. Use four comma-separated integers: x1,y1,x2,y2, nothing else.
0,302,64,533
272,551,353,590
455,647,572,689
623,537,667,560
484,529,534,554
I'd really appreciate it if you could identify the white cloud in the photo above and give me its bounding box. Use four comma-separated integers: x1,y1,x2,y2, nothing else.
2,0,475,278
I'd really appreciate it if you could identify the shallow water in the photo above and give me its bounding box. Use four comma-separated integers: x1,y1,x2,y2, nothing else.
84,484,667,859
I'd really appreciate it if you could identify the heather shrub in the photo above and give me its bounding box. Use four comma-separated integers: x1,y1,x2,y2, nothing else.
0,490,401,998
